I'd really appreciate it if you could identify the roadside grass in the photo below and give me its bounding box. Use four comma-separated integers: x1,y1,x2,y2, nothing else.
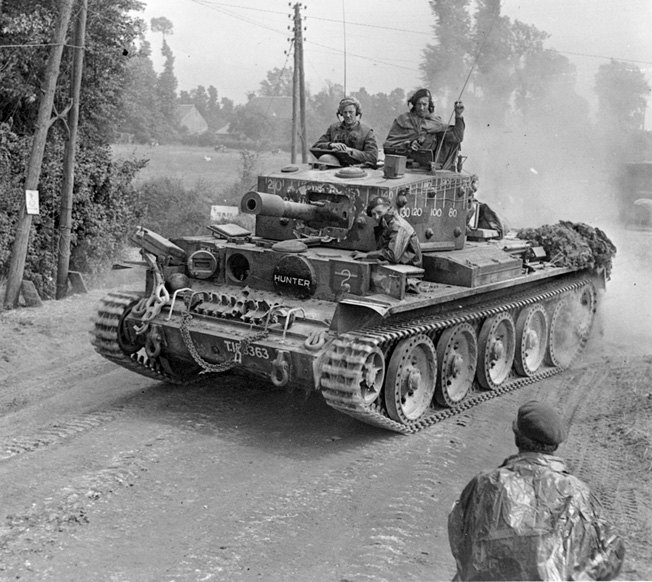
111,143,290,196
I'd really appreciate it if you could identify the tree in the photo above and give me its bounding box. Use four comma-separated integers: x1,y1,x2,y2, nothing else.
259,67,293,97
594,60,650,163
191,85,209,117
421,0,558,126
207,85,219,116
0,0,148,298
119,39,168,142
150,16,173,38
229,104,273,142
595,60,649,133
156,38,178,130
421,0,473,103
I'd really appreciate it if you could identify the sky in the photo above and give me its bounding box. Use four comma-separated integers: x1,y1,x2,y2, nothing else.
140,0,652,122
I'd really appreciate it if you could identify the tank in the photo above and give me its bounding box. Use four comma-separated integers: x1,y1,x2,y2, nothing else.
92,159,607,434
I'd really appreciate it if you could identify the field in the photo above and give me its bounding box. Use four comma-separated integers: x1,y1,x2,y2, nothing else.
111,143,291,201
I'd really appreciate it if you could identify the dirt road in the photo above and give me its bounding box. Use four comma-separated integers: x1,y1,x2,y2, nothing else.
0,229,650,581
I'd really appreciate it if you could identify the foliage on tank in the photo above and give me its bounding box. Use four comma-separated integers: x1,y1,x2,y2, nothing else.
516,221,617,279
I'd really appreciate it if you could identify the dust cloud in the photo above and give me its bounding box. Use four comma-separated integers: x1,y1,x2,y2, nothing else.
589,227,652,358
455,85,652,359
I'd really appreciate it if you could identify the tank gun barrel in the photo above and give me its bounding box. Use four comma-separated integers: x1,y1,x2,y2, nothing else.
241,191,332,223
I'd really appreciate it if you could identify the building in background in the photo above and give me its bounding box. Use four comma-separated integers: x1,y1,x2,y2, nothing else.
177,104,208,135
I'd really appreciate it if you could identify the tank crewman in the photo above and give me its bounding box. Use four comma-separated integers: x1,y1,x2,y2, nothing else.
352,196,422,268
311,97,378,166
448,400,625,582
466,174,511,239
383,88,464,169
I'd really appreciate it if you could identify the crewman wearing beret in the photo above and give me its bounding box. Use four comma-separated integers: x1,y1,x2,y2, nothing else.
383,88,465,170
447,400,625,581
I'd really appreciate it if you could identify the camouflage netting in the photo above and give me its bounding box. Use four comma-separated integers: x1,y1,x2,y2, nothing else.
516,221,617,279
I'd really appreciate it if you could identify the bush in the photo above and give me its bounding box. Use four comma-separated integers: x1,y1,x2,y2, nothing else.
137,177,213,238
0,125,146,299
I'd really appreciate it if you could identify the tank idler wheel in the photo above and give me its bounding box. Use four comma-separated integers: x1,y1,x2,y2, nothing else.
435,323,478,407
477,312,516,390
573,282,597,338
360,346,386,405
546,283,596,368
384,334,437,423
514,304,548,376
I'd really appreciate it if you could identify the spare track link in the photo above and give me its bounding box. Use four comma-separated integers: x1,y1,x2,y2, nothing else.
320,278,594,434
91,291,184,384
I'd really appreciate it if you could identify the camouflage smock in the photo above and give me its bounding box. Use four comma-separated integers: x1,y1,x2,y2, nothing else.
383,110,465,153
448,452,624,581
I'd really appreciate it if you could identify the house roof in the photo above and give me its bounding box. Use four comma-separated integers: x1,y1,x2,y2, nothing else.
249,96,293,120
177,104,198,114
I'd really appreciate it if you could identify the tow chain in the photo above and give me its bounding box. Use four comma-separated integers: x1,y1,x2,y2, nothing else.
179,311,269,374
132,253,170,335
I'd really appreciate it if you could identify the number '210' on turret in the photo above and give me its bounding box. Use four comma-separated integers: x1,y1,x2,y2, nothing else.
92,157,608,434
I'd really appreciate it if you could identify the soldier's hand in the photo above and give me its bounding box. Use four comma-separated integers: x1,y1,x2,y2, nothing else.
352,251,366,260
410,140,420,151
454,101,465,116
331,142,347,152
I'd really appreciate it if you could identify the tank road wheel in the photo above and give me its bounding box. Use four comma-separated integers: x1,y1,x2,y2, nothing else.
547,284,597,368
514,304,548,376
360,346,386,405
384,335,437,423
435,323,478,407
477,312,516,390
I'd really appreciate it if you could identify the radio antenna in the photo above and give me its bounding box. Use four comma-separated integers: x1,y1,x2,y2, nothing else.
342,0,347,95
434,0,506,166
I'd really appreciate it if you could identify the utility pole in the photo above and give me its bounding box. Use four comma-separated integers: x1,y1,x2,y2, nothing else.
3,0,75,309
56,0,87,300
290,3,307,163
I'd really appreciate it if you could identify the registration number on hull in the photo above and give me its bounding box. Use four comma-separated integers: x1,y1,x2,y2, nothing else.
223,340,270,360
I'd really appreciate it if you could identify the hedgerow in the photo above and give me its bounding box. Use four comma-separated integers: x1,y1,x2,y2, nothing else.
0,124,146,298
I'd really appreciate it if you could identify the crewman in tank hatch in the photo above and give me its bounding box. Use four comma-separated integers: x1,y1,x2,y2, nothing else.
311,96,379,167
383,88,465,170
352,196,422,268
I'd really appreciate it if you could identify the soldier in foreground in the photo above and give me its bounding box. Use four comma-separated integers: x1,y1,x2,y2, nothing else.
448,400,625,581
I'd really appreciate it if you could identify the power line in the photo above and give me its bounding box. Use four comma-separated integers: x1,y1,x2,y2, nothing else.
189,0,433,36
0,43,84,49
190,0,288,36
554,49,652,66
186,0,652,69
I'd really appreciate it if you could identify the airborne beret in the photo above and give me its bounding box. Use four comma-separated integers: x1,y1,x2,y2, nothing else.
513,400,568,446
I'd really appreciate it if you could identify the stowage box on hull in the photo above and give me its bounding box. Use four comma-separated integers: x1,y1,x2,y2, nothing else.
423,243,523,287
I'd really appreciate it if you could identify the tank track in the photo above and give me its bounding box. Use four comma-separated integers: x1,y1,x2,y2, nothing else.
91,291,186,384
320,277,594,434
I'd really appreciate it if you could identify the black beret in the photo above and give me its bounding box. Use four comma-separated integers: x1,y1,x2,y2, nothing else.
411,88,431,103
366,196,390,216
513,400,567,446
